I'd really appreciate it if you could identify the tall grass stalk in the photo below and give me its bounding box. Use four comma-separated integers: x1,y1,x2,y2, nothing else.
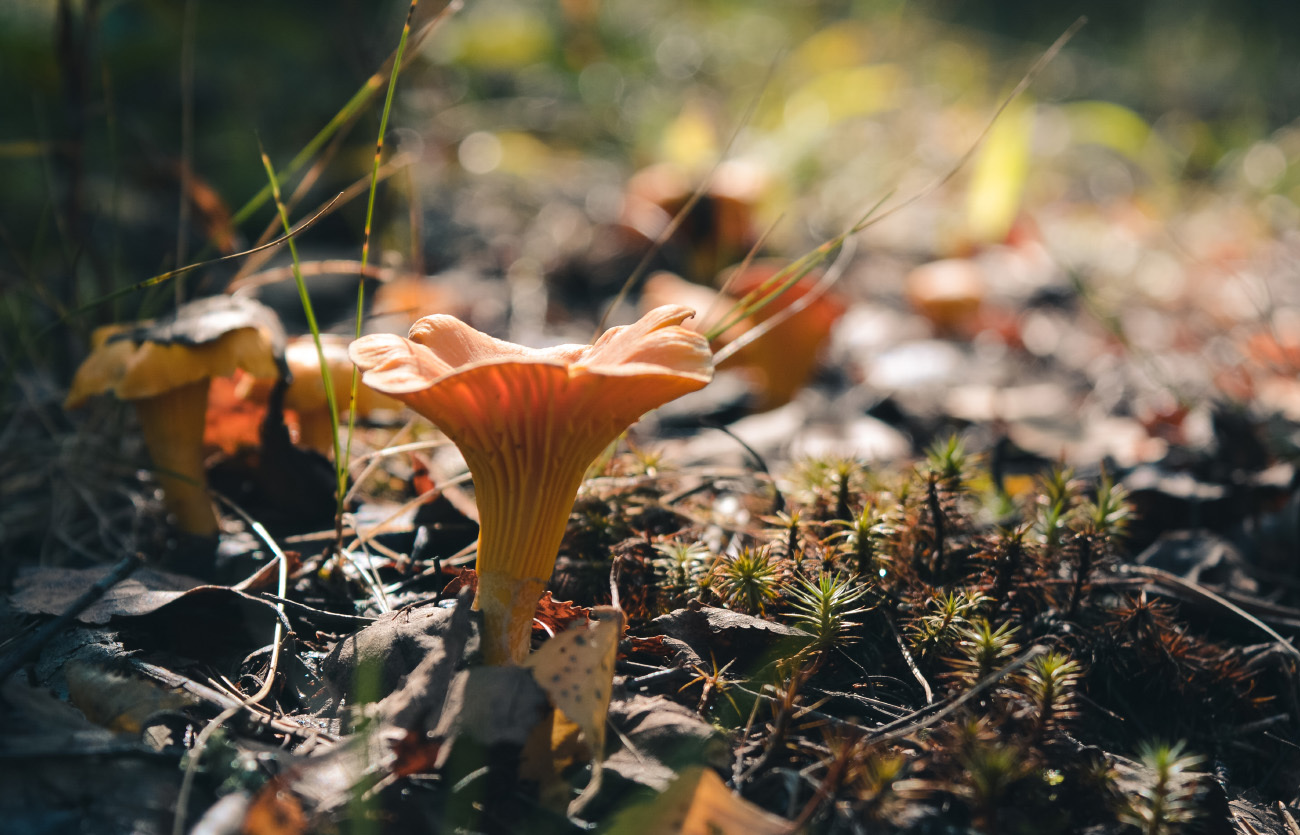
340,0,422,538
258,147,344,481
227,1,458,231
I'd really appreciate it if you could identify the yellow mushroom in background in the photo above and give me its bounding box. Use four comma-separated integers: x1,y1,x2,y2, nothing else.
277,335,401,455
349,305,713,665
64,296,285,537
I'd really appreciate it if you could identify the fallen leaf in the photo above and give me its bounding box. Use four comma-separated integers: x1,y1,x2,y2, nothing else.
523,606,623,812
605,765,793,835
65,659,199,734
651,606,811,676
10,565,205,624
322,603,462,704
243,777,306,835
524,606,622,755
440,565,477,598
533,592,592,637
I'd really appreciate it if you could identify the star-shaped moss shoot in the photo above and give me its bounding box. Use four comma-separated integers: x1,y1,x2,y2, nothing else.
350,306,713,664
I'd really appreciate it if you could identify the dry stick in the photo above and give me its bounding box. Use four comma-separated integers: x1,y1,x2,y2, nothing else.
710,16,1089,351
882,608,933,705
699,210,787,331
338,537,391,614
845,16,1088,242
864,644,1048,746
231,129,355,285
45,193,343,334
0,552,142,684
710,236,856,366
128,660,327,743
348,470,475,548
333,465,474,609
227,259,398,296
229,151,418,288
352,536,407,565
342,416,421,506
1276,802,1300,835
61,472,135,559
172,505,289,835
347,436,451,468
1121,564,1300,670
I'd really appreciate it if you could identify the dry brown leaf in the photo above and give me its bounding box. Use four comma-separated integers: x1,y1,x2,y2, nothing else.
242,777,307,835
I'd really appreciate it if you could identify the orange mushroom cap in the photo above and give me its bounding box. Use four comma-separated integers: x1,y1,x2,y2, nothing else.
349,305,713,664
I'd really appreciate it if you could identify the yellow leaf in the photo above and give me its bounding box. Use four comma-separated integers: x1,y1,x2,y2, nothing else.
783,64,903,131
966,99,1034,245
661,101,719,173
1063,100,1152,161
606,765,795,835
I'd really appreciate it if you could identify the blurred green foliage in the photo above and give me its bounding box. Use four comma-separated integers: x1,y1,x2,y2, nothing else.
1,0,1295,382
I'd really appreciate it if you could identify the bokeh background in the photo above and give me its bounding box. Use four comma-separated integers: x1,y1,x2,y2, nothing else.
2,0,1299,395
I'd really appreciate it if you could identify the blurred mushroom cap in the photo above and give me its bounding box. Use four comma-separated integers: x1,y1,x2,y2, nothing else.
65,295,285,408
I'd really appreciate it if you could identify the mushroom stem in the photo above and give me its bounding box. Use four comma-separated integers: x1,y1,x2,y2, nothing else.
133,379,217,536
294,409,338,454
465,437,597,665
475,573,551,667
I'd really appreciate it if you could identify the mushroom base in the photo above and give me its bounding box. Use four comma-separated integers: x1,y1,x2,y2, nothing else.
134,379,218,537
474,572,548,665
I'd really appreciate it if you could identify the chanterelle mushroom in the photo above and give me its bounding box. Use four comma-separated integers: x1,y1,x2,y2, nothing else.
64,295,285,537
350,305,713,664
254,334,399,455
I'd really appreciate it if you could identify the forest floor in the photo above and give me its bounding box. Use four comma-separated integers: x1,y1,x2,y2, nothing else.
3,3,1300,834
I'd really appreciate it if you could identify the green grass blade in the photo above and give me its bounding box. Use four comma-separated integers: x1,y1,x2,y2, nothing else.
259,144,345,493
340,0,422,505
228,1,458,231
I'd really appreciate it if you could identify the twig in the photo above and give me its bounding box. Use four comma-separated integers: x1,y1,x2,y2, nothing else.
881,609,933,705
226,259,400,296
1274,801,1300,835
1120,564,1300,670
127,659,330,741
342,417,422,506
710,236,856,367
595,56,778,337
346,471,473,550
44,193,344,333
0,552,142,684
864,645,1047,746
